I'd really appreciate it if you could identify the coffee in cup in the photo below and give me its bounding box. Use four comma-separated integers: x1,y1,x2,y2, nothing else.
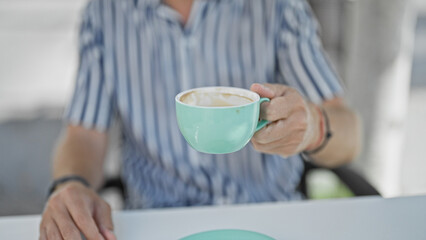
180,91,254,107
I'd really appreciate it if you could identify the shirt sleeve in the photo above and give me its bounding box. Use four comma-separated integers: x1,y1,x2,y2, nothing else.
64,1,114,132
275,0,344,104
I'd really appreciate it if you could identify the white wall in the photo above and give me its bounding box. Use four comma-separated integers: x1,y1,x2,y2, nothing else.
344,0,418,197
0,0,87,120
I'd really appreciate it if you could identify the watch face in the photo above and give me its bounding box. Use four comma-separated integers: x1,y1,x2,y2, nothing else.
180,229,275,240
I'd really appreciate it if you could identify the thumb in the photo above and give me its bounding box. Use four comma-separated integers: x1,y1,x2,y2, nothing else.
95,201,116,240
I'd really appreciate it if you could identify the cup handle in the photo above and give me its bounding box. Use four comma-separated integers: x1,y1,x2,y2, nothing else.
255,98,270,132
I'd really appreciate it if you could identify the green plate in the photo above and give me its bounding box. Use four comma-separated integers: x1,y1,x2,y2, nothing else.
180,229,275,240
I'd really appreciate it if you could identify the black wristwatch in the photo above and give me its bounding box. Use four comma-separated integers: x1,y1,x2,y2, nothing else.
47,175,90,198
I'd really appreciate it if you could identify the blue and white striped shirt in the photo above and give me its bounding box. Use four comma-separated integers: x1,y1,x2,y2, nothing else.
66,0,343,208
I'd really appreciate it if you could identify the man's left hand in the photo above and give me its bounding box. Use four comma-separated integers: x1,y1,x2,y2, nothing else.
250,83,321,157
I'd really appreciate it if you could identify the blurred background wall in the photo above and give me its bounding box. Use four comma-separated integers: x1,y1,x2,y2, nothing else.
1,0,426,216
309,0,426,197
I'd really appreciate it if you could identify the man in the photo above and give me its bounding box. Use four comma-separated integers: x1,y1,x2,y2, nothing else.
39,0,361,239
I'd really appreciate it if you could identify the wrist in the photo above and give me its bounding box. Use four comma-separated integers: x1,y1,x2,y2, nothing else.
304,106,333,155
48,175,91,197
54,181,87,192
305,104,324,151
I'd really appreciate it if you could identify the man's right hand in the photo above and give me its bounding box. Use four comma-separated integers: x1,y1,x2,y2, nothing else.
39,181,116,240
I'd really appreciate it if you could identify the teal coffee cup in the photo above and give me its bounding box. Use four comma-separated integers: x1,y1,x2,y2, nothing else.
175,87,270,154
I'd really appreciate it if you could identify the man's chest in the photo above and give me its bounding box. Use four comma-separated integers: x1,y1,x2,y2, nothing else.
103,2,277,90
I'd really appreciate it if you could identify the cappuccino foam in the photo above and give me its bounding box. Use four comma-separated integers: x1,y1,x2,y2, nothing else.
180,91,253,107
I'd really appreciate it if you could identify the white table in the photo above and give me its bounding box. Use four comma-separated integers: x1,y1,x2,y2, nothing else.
1,195,425,239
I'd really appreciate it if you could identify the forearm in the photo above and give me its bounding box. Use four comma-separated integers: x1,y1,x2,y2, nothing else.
308,102,362,168
53,126,108,190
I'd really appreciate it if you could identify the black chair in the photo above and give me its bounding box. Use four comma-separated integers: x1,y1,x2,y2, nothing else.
100,160,381,202
100,177,127,201
298,161,381,198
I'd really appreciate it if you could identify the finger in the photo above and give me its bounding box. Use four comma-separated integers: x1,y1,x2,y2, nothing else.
252,137,301,157
46,220,63,240
267,144,301,157
253,119,289,144
65,197,104,240
39,227,47,240
261,91,306,122
94,201,116,240
259,97,291,122
52,204,82,240
254,112,307,144
252,131,305,151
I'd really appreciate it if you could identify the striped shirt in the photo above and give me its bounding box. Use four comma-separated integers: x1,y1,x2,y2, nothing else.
66,0,343,208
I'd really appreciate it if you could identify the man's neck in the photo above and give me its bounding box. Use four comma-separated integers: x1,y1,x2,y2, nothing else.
163,0,194,25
